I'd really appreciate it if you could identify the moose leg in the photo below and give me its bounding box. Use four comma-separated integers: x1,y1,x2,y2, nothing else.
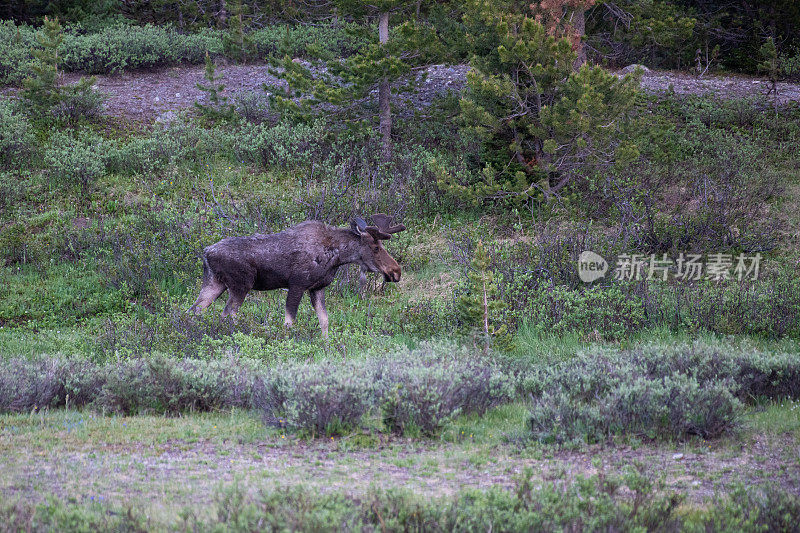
284,286,305,328
222,288,248,319
309,289,329,339
189,278,226,314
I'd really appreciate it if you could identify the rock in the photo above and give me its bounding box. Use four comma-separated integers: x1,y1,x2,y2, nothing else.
672,453,684,460
621,64,650,74
156,110,178,125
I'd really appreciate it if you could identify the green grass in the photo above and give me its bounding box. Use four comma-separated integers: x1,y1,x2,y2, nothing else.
0,409,268,448
441,402,530,445
746,399,800,438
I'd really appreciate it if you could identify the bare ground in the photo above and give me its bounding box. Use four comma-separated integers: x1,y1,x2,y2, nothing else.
41,62,800,124
1,416,798,515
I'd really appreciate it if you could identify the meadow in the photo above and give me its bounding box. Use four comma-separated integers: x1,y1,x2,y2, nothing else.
1,8,800,531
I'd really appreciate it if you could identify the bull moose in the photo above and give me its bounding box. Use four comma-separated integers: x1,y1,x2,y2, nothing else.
189,214,406,338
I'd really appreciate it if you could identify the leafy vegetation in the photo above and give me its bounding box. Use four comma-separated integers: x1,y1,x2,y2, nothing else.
1,3,800,525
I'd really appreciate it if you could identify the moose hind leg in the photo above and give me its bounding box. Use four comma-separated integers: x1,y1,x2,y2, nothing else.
309,289,329,339
284,287,305,328
190,279,226,314
222,288,248,318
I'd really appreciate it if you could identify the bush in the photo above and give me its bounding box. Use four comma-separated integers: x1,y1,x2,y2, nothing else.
0,21,37,85
521,281,646,340
59,24,223,74
0,98,36,169
0,21,364,83
90,205,202,299
706,484,800,532
526,342,800,444
252,342,513,437
199,468,685,532
49,85,106,124
254,361,376,437
0,357,71,412
0,354,256,415
4,473,799,532
43,131,110,200
96,356,255,414
377,345,513,436
530,374,740,444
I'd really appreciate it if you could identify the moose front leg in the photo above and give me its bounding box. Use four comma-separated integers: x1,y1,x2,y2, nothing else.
309,289,329,339
284,286,305,329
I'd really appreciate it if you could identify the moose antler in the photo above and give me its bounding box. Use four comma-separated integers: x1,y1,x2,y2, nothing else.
370,214,406,235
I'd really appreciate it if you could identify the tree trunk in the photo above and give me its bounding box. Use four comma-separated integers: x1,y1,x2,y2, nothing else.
378,11,392,162
218,0,228,28
572,8,586,70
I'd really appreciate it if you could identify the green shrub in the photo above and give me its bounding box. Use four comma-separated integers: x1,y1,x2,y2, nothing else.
253,342,514,437
377,345,513,436
0,264,130,327
250,22,368,61
706,484,800,532
525,342,800,444
530,374,740,444
204,467,684,532
90,205,202,299
0,21,37,85
59,24,223,74
254,362,376,437
0,356,98,413
4,474,800,532
0,99,36,169
43,131,110,200
0,21,362,83
49,84,106,125
522,281,646,340
0,353,260,415
96,356,255,414
650,275,800,339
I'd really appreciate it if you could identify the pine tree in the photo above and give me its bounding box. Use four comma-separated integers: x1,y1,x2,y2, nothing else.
439,0,639,208
267,1,449,164
195,51,234,122
21,16,63,115
457,240,511,354
21,16,96,123
529,0,596,69
222,0,254,63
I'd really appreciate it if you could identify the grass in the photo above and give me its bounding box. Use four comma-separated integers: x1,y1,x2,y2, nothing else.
746,399,800,438
2,54,800,528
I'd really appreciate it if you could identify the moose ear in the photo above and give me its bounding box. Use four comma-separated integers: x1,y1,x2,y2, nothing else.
351,217,367,235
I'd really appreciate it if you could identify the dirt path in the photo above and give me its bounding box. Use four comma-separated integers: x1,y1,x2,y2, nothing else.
48,63,800,123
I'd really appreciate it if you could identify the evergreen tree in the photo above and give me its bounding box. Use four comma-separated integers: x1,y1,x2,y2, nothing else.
439,0,639,208
529,0,596,69
268,1,453,163
20,16,63,114
195,51,235,122
222,0,254,63
457,239,511,354
21,16,96,123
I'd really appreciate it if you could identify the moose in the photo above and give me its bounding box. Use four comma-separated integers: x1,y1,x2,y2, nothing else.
189,214,406,338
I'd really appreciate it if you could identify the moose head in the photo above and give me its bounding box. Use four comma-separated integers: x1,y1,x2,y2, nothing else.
350,214,406,283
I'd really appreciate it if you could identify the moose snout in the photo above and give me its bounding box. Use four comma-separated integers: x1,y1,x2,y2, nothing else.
384,267,401,283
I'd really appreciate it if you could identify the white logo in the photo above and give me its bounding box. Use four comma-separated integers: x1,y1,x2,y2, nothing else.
578,251,608,283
